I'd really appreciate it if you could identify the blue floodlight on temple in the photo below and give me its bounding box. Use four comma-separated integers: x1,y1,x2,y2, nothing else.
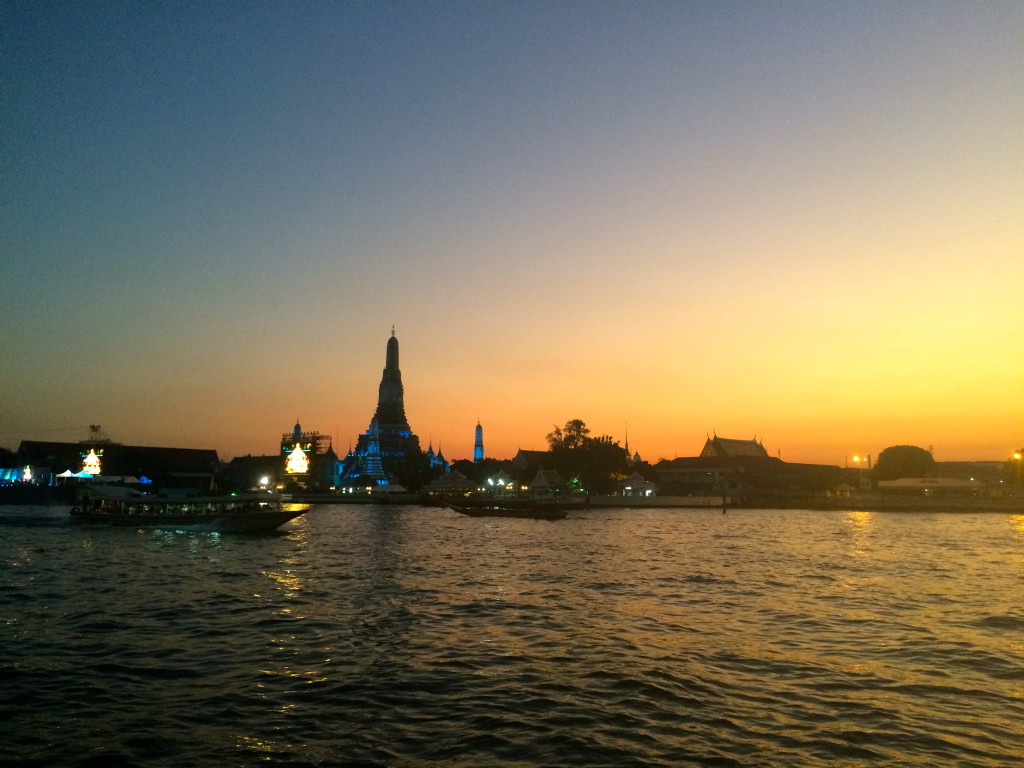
474,421,484,462
341,330,422,484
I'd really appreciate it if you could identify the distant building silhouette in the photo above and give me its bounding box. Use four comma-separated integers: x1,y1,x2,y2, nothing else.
425,441,448,470
15,437,220,492
511,449,549,472
474,421,484,462
624,429,642,464
700,435,769,459
658,434,840,504
280,419,331,457
279,419,339,489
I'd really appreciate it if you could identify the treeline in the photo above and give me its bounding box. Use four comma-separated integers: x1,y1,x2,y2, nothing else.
445,418,648,495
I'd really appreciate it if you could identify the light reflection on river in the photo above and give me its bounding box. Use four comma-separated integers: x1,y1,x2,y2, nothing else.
1,504,1022,767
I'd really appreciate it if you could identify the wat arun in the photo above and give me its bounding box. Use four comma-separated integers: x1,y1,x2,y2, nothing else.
341,329,422,485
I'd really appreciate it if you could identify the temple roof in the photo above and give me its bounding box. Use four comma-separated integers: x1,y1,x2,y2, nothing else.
511,449,549,469
17,440,220,475
701,436,770,458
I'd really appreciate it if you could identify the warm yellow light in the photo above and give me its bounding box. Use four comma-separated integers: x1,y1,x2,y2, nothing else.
285,444,309,474
82,449,101,475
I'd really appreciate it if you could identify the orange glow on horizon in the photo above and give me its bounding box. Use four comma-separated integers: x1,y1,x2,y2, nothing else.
2,5,1020,469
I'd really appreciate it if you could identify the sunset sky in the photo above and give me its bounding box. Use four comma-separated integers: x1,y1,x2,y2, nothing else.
2,2,1021,465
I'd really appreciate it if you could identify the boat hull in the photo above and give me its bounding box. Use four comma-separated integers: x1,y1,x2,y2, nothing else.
71,496,310,533
444,495,587,510
447,503,569,520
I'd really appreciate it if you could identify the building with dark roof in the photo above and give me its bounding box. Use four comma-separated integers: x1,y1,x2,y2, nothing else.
700,435,770,458
511,449,549,472
651,434,841,505
16,439,221,492
224,454,280,491
656,453,843,505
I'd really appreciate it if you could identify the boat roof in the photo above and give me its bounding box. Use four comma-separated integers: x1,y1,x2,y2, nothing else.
84,487,276,503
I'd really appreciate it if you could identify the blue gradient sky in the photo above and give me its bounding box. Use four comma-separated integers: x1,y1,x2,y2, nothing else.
2,2,1021,463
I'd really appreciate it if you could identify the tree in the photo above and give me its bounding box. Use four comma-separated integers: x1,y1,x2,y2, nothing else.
873,445,935,480
545,419,629,494
546,419,590,451
578,434,631,494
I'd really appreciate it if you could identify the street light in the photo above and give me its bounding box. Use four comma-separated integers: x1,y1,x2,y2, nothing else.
852,454,871,490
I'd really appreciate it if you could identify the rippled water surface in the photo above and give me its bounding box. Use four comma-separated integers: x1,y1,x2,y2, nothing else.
2,505,1022,767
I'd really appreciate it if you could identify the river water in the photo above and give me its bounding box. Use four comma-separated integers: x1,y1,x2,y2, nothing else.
2,504,1022,767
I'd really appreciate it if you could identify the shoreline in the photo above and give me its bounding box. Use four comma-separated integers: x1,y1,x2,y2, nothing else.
3,485,1021,514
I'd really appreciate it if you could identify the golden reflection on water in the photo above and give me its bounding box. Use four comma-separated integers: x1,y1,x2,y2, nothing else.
261,520,308,604
1011,514,1024,537
263,568,303,595
845,510,873,558
237,733,292,754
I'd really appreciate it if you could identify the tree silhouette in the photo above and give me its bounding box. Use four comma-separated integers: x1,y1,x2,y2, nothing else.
545,419,629,494
873,445,935,480
546,419,590,450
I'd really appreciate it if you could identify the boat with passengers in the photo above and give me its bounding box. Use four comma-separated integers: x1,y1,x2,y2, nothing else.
71,488,310,533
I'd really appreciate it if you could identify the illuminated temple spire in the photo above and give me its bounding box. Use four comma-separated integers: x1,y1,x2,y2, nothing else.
474,420,484,462
347,329,421,473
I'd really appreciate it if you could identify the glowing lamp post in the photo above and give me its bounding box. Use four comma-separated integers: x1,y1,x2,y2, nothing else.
852,454,871,490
